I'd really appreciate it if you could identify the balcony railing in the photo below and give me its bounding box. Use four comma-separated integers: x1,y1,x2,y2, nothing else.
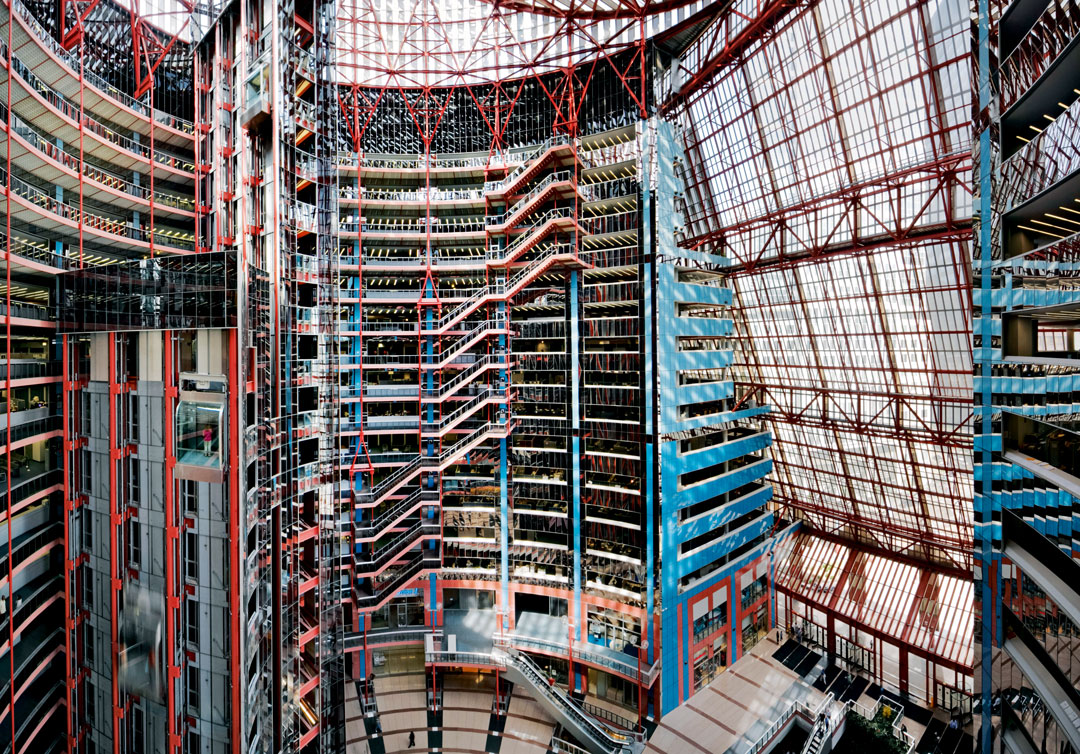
999,0,1080,111
0,167,195,251
0,301,50,322
1001,96,1080,200
10,0,195,134
1,40,194,172
3,103,194,211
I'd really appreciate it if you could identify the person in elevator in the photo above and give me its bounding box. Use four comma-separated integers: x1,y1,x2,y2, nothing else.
203,425,213,456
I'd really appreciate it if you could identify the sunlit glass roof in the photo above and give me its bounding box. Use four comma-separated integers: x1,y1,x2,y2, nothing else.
334,0,715,87
667,0,972,571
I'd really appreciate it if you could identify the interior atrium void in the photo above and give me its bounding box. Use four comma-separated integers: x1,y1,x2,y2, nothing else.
0,0,994,751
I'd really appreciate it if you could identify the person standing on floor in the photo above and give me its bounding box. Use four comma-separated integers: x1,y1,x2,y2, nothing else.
408,731,415,748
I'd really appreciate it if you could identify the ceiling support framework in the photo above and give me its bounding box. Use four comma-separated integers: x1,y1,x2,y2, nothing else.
660,0,971,578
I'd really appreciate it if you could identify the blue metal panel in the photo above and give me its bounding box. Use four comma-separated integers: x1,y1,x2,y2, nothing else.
672,513,774,580
666,433,771,476
500,436,509,630
675,486,774,544
651,118,772,714
665,459,773,512
670,316,734,338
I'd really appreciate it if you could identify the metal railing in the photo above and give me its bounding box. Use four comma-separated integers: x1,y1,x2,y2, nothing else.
999,0,1080,111
4,103,193,211
420,320,506,367
351,186,485,203
347,216,487,235
843,697,916,754
352,146,535,171
420,386,503,435
508,650,643,754
423,240,574,335
504,633,659,686
488,170,574,227
1,40,194,170
421,354,505,401
492,208,575,262
0,233,68,269
9,0,195,133
484,134,572,193
354,550,440,609
353,489,433,538
744,700,814,754
0,168,194,250
800,694,836,754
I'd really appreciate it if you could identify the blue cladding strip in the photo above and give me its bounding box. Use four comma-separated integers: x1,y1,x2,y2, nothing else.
570,269,582,640
651,119,771,715
646,440,655,664
500,435,509,629
572,434,582,641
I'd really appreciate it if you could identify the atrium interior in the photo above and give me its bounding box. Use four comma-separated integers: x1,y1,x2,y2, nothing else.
0,0,994,752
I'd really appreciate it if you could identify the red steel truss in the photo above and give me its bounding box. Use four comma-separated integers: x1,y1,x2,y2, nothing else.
334,0,703,88
660,0,973,573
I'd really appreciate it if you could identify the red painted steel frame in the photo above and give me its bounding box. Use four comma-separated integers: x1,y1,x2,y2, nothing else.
4,7,12,750
228,330,242,752
108,334,121,754
657,0,973,579
163,333,180,754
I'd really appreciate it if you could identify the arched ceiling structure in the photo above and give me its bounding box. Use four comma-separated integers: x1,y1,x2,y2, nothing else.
334,0,717,87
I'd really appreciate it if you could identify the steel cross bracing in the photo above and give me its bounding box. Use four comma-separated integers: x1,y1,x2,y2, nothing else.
334,0,704,89
659,0,973,579
334,0,653,621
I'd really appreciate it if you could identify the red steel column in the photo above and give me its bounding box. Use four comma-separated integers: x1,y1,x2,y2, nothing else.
163,332,180,753
108,334,121,754
4,2,13,744
228,329,242,749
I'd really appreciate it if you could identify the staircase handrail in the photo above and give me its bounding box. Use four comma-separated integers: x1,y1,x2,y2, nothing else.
421,320,506,367
484,133,572,193
507,649,642,753
422,354,505,401
353,488,435,536
488,170,574,227
490,206,576,262
355,422,506,508
421,386,503,434
354,519,439,572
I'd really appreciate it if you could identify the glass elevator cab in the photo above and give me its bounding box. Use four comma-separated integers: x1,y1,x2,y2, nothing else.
175,371,228,483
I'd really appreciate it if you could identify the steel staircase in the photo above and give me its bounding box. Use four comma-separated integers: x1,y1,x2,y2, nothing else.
485,134,574,197
488,171,577,230
496,650,644,754
354,519,441,577
800,695,836,754
420,385,507,436
421,354,508,402
353,488,438,541
352,139,584,612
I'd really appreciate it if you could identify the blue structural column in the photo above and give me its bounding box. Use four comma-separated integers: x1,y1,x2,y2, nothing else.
570,269,582,654
974,0,994,748
424,281,438,563
642,161,657,670
498,288,510,634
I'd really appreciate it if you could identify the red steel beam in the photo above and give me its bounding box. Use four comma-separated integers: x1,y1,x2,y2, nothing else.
108,334,121,754
659,0,806,115
228,333,242,750
163,333,180,754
